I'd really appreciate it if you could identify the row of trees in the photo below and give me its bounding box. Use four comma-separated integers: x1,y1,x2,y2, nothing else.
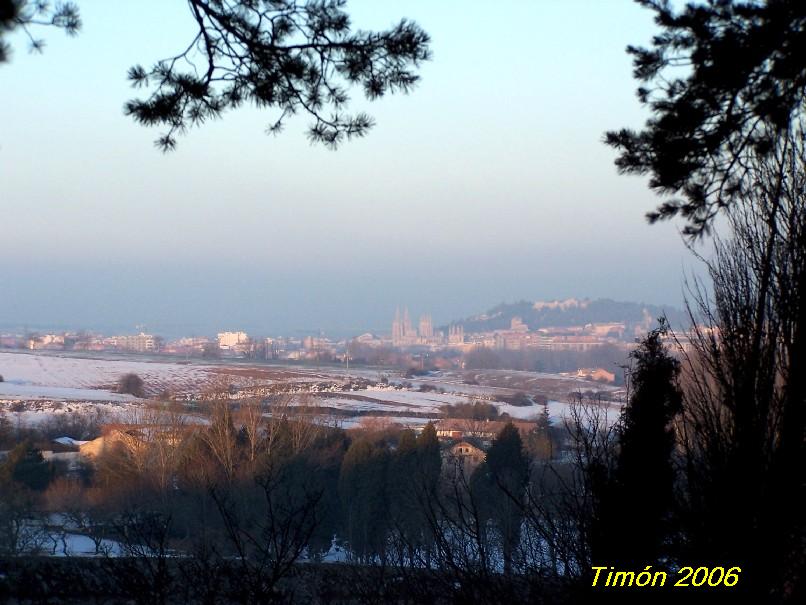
1,395,564,602
463,344,628,385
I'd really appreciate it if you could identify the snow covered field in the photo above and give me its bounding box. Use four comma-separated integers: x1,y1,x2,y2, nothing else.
0,351,214,399
303,392,571,424
0,382,135,402
0,351,619,428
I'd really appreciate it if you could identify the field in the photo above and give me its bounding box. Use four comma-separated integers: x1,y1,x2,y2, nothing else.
0,350,622,429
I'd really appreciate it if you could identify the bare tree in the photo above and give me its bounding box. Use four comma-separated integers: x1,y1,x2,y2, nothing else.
208,453,324,602
0,486,46,555
680,126,806,600
519,392,621,580
202,400,239,482
236,396,267,465
106,509,176,605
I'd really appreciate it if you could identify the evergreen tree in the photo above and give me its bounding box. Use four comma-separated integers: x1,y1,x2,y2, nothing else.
339,437,390,562
125,0,431,151
0,0,80,64
1,441,53,491
413,423,441,559
590,321,681,567
388,429,419,561
301,429,349,557
415,422,441,493
2,2,430,151
0,413,12,449
472,422,529,575
525,403,554,461
606,0,806,236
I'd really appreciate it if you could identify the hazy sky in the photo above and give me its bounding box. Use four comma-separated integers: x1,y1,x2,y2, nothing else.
1,1,700,337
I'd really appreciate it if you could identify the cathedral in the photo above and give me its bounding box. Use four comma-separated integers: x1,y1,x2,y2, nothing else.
391,308,461,347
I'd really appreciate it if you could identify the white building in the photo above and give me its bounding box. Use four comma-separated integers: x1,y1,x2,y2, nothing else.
217,331,248,350
107,332,157,353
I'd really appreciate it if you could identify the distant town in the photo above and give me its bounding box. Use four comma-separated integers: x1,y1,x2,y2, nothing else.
0,298,696,384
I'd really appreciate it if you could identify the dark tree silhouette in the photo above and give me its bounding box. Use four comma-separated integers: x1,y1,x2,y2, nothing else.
679,129,806,601
339,437,389,562
464,346,502,370
125,0,431,151
471,422,529,576
415,422,441,489
606,0,806,236
385,424,441,570
0,0,80,63
1,441,53,491
590,321,682,568
207,455,325,603
3,2,429,151
387,429,417,557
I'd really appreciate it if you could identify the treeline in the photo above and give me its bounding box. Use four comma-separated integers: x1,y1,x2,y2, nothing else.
463,344,628,384
0,401,568,603
0,406,108,449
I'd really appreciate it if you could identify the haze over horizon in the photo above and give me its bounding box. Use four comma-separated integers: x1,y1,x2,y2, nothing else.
1,1,703,337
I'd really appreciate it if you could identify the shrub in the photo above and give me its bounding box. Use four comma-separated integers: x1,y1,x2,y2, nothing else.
117,373,145,398
493,392,533,407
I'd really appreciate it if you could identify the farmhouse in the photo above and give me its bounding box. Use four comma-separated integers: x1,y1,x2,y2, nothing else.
443,440,486,478
435,419,537,442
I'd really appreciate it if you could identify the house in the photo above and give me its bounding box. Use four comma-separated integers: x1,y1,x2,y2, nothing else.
79,428,143,459
436,418,537,442
443,440,486,479
576,367,616,383
79,423,198,459
42,450,82,471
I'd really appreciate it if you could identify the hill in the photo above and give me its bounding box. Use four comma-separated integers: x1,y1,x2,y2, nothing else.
451,298,686,333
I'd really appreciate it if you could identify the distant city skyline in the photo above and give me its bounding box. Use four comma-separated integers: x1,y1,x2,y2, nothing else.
0,295,685,342
9,295,673,366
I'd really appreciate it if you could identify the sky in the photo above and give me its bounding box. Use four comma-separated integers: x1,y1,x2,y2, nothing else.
0,0,703,338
